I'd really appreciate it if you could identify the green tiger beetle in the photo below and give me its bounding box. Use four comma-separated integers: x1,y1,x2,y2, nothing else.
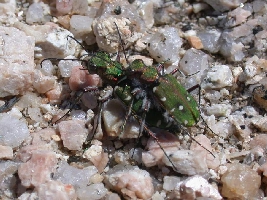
124,58,200,127
41,28,215,171
114,59,215,157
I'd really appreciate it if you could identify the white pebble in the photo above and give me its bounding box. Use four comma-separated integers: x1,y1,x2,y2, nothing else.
0,113,30,148
162,150,208,175
202,65,233,89
197,29,221,53
37,180,77,199
76,183,108,200
0,27,35,97
179,48,209,76
58,119,87,150
26,3,44,24
206,103,232,117
105,165,154,199
163,176,181,191
70,15,94,40
175,175,222,199
58,56,80,78
148,27,182,63
54,161,98,189
38,60,56,76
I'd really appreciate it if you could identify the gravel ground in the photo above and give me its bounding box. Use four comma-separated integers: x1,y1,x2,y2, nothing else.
1,0,267,199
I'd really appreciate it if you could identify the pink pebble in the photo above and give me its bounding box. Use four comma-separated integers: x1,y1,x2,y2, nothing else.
56,0,73,15
18,150,57,188
190,134,220,169
142,129,180,167
46,83,71,104
68,66,101,91
58,119,87,150
36,180,77,200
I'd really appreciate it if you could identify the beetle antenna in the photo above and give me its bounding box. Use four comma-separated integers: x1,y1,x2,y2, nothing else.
114,22,129,64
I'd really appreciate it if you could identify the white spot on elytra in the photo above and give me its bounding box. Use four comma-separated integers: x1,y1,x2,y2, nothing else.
160,97,166,101
153,87,157,93
187,96,190,101
178,105,183,110
184,120,188,125
124,96,131,101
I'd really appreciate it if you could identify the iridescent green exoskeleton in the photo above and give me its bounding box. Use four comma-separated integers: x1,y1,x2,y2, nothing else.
152,74,200,127
127,59,159,84
125,59,200,127
88,51,124,85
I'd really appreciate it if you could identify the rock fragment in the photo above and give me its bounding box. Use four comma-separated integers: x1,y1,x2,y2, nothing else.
58,119,88,151
104,165,154,200
175,175,222,200
147,27,182,63
0,113,30,148
36,180,77,200
142,129,180,168
0,161,20,193
0,145,13,159
53,161,98,189
14,22,77,58
162,150,208,175
221,163,261,199
26,2,46,25
76,183,108,200
202,64,233,89
0,26,34,97
83,141,109,173
18,150,57,188
102,99,140,138
203,0,247,12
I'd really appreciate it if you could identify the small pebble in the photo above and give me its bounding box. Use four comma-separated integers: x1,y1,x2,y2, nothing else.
0,113,30,148
221,163,261,199
0,145,13,159
105,165,154,199
53,161,98,189
58,119,87,151
18,150,57,188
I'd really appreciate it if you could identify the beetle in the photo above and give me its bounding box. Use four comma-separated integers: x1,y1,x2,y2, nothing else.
41,28,215,163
